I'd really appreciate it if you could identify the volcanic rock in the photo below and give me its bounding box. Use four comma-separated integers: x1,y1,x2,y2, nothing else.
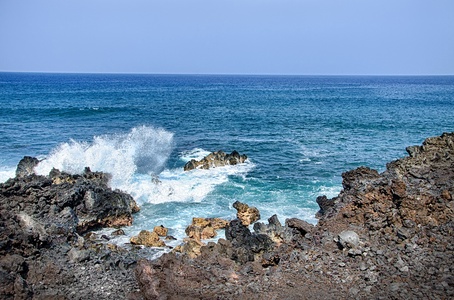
152,225,168,237
135,132,454,299
15,156,39,177
174,217,230,257
233,200,260,225
0,158,141,299
183,150,247,171
337,230,360,249
130,230,166,247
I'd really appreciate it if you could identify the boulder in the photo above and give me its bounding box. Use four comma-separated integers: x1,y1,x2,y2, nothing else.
184,217,229,242
130,230,166,247
253,215,293,245
337,230,360,249
176,217,229,257
225,219,274,264
153,225,168,237
233,201,260,226
183,150,247,171
285,218,314,236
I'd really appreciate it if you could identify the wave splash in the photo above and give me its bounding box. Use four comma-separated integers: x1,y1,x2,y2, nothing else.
35,126,174,188
35,127,253,206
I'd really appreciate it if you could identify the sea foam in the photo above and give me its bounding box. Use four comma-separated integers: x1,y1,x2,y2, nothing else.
35,126,174,189
34,126,253,207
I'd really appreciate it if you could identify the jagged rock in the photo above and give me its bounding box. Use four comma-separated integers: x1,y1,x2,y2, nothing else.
316,195,335,217
233,201,260,226
15,156,39,177
226,219,274,264
1,159,142,299
285,218,314,236
184,217,228,242
253,215,293,245
176,217,229,257
130,230,166,247
112,229,125,236
183,150,247,171
174,239,204,258
136,133,454,300
153,225,168,237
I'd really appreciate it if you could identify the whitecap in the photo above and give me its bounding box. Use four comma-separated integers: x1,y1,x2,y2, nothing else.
35,125,174,189
0,166,15,183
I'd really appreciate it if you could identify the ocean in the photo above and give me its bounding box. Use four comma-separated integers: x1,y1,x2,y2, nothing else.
1,73,453,257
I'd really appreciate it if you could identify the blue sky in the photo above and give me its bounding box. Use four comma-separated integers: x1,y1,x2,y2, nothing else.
0,0,453,75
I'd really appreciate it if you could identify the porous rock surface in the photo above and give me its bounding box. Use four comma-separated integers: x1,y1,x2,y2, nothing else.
136,132,454,299
0,161,142,299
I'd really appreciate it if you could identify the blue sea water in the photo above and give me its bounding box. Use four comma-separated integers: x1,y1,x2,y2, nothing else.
1,73,453,257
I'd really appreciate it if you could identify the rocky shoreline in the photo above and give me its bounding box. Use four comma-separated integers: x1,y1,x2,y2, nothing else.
1,135,454,299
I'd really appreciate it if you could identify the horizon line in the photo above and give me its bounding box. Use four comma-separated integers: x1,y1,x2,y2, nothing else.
1,70,453,77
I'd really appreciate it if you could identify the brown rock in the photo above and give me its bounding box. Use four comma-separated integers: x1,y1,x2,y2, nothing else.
153,225,168,237
130,230,166,247
285,218,314,236
185,217,229,242
233,201,260,225
136,132,454,300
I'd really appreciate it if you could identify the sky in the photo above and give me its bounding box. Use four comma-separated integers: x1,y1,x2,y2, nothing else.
0,0,453,75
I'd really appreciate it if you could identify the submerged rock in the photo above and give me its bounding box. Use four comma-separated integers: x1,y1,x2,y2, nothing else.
183,150,247,171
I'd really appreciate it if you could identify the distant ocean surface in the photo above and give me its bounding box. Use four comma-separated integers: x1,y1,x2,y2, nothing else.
1,73,453,257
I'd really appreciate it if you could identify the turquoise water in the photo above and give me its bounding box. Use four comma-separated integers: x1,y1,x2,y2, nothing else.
1,73,453,256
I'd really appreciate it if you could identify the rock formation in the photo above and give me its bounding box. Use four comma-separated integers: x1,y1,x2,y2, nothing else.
2,132,454,299
130,230,166,248
136,132,454,299
0,158,142,299
233,200,260,226
183,150,247,171
174,217,229,258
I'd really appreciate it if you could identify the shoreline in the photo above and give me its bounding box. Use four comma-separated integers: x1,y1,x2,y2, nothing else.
1,133,453,299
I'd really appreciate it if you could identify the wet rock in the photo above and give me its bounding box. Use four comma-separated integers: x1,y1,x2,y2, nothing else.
15,156,40,177
183,150,247,171
1,159,142,299
111,229,125,236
